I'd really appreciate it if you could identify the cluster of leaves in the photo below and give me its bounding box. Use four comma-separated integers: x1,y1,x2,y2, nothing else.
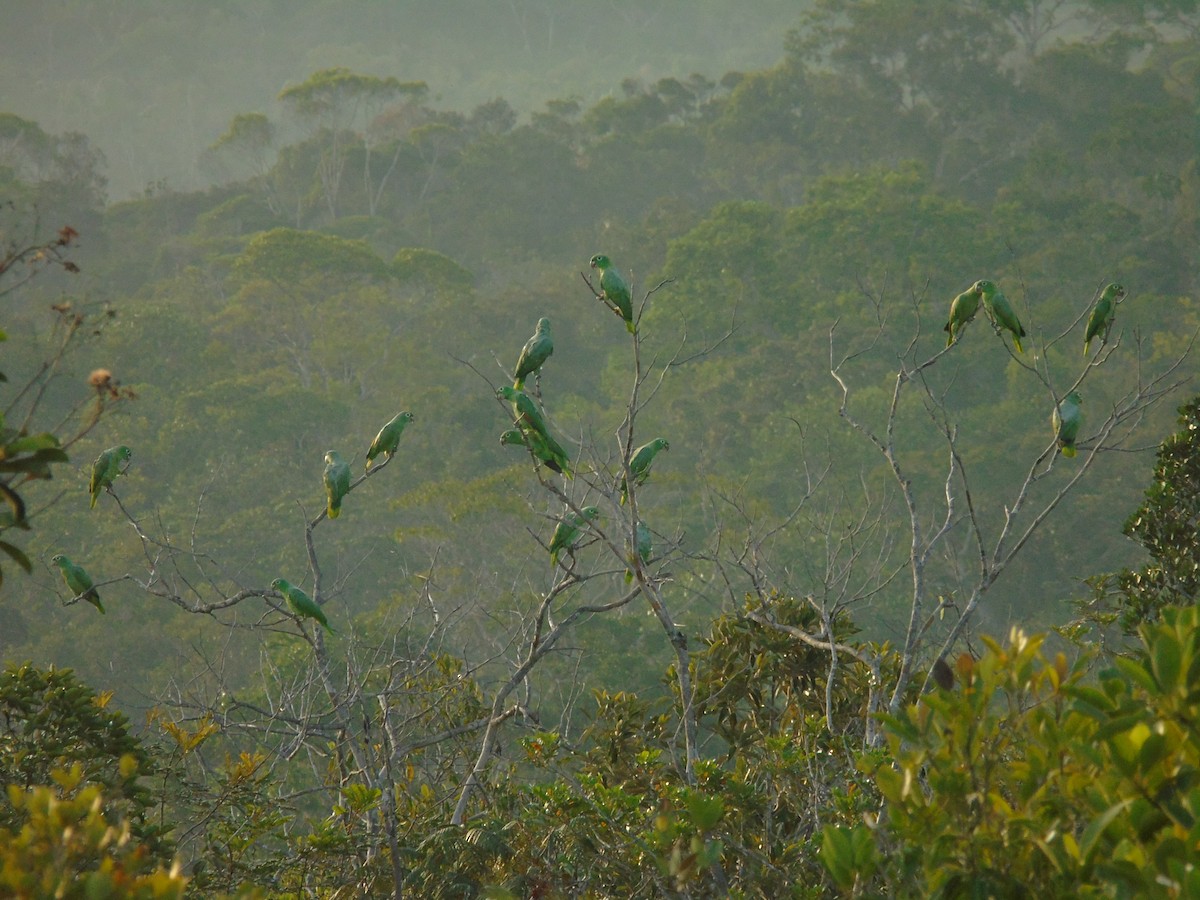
0,775,187,899
824,606,1200,896
1115,396,1200,629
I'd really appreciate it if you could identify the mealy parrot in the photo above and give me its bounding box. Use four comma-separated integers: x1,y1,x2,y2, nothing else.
323,450,351,519
1053,391,1083,458
497,387,573,476
625,521,652,584
621,437,669,505
513,318,554,389
500,429,526,448
52,554,104,614
89,445,132,509
499,428,570,476
497,386,552,440
944,283,982,346
548,506,599,567
975,279,1026,353
589,254,636,333
270,577,335,634
366,411,415,470
1083,283,1126,355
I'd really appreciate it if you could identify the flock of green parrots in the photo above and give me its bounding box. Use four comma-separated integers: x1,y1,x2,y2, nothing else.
51,256,669,634
51,262,1125,635
944,278,1127,460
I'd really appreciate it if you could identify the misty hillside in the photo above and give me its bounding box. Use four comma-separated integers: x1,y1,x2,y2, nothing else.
0,0,802,198
1,0,1198,895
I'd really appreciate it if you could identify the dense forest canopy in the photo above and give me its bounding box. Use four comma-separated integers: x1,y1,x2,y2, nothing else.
0,0,1198,895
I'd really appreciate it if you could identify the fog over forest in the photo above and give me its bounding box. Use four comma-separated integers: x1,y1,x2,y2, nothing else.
0,1,801,197
1,1,1198,895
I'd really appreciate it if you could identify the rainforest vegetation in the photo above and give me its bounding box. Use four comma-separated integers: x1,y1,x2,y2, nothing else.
1,0,1198,895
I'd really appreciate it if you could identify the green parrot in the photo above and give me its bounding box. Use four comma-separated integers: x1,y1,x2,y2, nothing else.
1053,391,1083,458
975,280,1026,353
589,254,636,333
366,411,415,470
89,445,132,509
499,428,525,448
944,283,982,346
621,437,670,505
52,554,104,614
499,428,570,476
323,450,351,519
271,577,334,634
625,521,652,584
513,318,554,390
496,387,573,476
1083,283,1126,355
548,506,599,567
497,386,552,441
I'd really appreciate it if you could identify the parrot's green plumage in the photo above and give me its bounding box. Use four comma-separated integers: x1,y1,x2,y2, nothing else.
500,428,526,448
548,506,599,567
271,577,334,633
513,318,554,390
323,451,351,519
589,254,636,333
621,438,669,505
89,445,132,509
944,283,982,346
1083,283,1126,355
625,521,652,584
52,554,103,613
499,428,569,476
496,387,572,476
366,412,415,470
975,280,1026,353
497,386,548,436
1053,392,1082,458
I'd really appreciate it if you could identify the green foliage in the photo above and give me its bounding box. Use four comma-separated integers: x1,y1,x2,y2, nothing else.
232,227,393,284
0,774,188,899
826,610,1200,896
1116,395,1200,628
0,663,169,859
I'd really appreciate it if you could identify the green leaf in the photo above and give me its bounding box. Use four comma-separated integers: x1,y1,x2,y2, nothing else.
684,792,724,832
1112,656,1158,694
0,541,32,572
3,432,61,455
821,825,857,889
1148,634,1183,691
1079,797,1136,863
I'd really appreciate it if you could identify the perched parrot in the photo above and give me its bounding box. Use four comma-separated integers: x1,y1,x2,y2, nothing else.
548,506,599,567
323,451,351,519
975,280,1026,352
497,386,552,441
366,412,415,470
1053,391,1083,458
499,428,569,476
621,437,669,505
499,429,525,448
625,521,652,584
513,318,554,389
271,577,334,634
1083,283,1126,355
89,445,132,509
944,283,983,346
589,254,636,333
52,554,104,613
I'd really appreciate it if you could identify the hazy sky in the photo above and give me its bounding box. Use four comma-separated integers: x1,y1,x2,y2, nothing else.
0,1,801,198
